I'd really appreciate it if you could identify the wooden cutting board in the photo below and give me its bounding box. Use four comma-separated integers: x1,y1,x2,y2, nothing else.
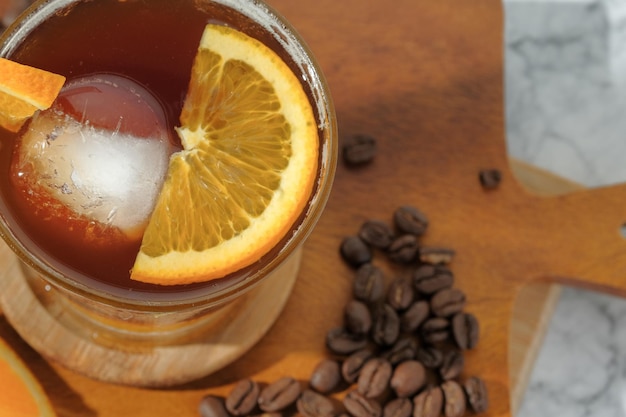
2,1,626,416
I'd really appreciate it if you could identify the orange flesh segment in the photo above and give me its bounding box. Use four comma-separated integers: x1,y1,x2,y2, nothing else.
131,24,318,285
0,57,66,132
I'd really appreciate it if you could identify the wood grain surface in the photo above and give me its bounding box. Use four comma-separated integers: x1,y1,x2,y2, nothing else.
2,1,626,416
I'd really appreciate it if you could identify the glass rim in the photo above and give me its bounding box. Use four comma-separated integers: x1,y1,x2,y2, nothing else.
0,0,337,312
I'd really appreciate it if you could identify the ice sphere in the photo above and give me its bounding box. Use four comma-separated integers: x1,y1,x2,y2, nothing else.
12,74,174,238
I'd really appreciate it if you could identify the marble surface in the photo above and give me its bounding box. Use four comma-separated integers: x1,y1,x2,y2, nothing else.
505,0,626,416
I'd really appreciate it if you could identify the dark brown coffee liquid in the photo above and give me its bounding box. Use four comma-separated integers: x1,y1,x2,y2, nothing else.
0,0,312,300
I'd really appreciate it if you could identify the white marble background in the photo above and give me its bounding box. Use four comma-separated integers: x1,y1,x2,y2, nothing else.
505,0,626,416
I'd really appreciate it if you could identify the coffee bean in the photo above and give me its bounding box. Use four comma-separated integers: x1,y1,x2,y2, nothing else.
400,300,429,333
359,220,395,249
418,247,455,265
343,134,377,166
357,358,393,399
310,359,342,394
439,350,464,381
371,304,400,347
354,263,386,304
412,386,443,417
415,346,444,369
430,288,466,318
387,235,419,263
225,379,260,416
479,169,502,189
345,300,373,335
383,397,412,417
343,390,382,417
464,376,489,413
412,265,454,295
389,360,426,398
421,317,450,345
342,348,376,384
326,327,368,355
441,380,466,417
451,312,479,350
381,335,417,366
297,389,337,417
387,277,414,311
199,395,230,417
341,236,372,267
258,377,302,412
393,206,428,236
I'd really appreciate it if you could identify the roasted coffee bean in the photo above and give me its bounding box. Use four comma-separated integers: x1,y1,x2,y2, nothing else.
479,168,502,189
412,386,443,417
226,379,260,416
326,327,368,355
357,358,393,399
386,277,414,311
345,300,373,335
400,300,429,333
441,380,466,417
359,220,395,249
249,414,281,417
387,235,419,263
342,348,376,384
381,335,417,366
418,247,455,265
343,134,377,166
390,360,426,398
439,350,464,381
421,317,450,344
393,206,428,236
343,390,382,417
415,346,444,369
412,265,454,295
297,389,337,417
310,359,342,394
371,304,400,346
341,236,372,267
464,376,489,413
354,263,386,304
383,397,412,417
199,395,230,417
430,288,466,318
258,377,302,412
451,312,479,350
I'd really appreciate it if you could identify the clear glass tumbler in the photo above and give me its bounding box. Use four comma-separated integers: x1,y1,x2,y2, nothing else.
0,0,336,386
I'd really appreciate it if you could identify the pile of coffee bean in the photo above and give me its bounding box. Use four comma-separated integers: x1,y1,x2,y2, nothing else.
329,205,488,417
199,205,488,417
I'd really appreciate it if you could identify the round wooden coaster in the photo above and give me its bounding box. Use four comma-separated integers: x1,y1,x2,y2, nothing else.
0,244,301,387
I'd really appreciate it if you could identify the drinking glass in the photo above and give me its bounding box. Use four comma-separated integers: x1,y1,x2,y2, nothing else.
0,0,336,386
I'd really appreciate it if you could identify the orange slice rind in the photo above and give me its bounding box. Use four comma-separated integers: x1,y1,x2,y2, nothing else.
0,337,56,417
0,57,66,132
131,24,318,285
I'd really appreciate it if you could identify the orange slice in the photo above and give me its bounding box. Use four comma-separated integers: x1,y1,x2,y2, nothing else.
131,24,318,285
0,337,56,416
0,57,66,132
